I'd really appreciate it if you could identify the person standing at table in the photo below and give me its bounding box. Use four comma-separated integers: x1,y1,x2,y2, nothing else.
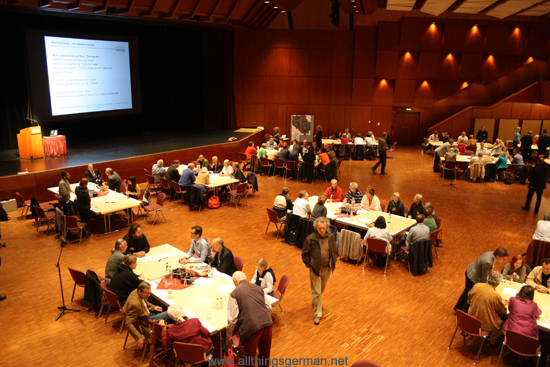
476,126,488,142
525,258,550,294
521,131,533,164
165,160,181,190
210,238,237,276
152,159,166,184
227,271,273,367
513,126,521,148
323,179,343,202
123,224,150,258
84,164,102,186
59,171,74,216
104,239,127,283
302,217,337,325
179,226,211,264
74,178,91,231
454,247,509,312
316,125,323,148
104,168,122,192
523,155,547,214
372,132,389,175
273,126,281,144
433,139,453,173
503,286,542,339
538,129,550,158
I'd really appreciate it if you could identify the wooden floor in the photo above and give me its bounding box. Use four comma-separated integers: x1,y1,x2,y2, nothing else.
0,146,547,367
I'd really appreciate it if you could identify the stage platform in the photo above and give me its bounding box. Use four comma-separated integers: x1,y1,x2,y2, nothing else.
0,129,249,178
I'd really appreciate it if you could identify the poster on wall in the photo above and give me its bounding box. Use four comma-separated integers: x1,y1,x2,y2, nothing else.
290,115,314,142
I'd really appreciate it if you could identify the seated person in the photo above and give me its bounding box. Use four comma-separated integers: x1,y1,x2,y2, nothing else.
400,214,430,250
257,144,267,159
503,285,542,339
159,304,213,362
251,258,276,296
360,186,381,211
468,271,508,345
317,148,330,170
178,163,196,189
533,213,550,242
273,187,293,221
353,133,364,144
289,140,302,162
409,194,425,218
105,239,127,283
195,167,210,194
525,258,550,294
310,195,328,221
210,238,237,276
244,141,258,161
196,155,209,170
457,131,468,144
219,160,234,176
469,152,486,181
302,140,309,154
502,255,527,283
165,161,181,188
84,164,102,185
266,137,276,149
490,139,505,155
279,144,290,164
123,224,150,258
124,282,172,350
466,134,477,150
125,176,140,199
511,149,524,172
476,142,490,156
152,159,166,184
231,162,246,183
327,145,337,162
108,255,145,306
179,226,211,264
365,133,374,147
343,182,362,206
387,192,405,216
303,146,316,165
495,152,507,179
267,147,280,164
293,190,311,218
423,206,438,233
364,216,392,254
440,131,450,143
104,168,122,192
323,179,343,202
209,156,223,173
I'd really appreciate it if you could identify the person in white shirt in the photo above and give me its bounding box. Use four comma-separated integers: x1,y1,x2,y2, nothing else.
293,190,312,218
266,137,276,149
360,186,381,211
364,216,392,254
219,160,234,176
353,133,364,145
365,134,374,147
476,142,490,156
424,131,439,152
533,213,550,242
457,132,468,144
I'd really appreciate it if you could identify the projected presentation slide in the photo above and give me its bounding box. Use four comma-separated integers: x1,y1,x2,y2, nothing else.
44,36,133,116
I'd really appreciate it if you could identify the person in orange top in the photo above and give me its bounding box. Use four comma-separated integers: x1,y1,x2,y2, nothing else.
317,148,330,170
244,141,258,161
323,179,343,202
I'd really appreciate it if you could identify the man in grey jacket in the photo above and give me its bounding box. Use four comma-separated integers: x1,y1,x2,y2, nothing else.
59,171,73,215
302,217,337,325
454,247,508,312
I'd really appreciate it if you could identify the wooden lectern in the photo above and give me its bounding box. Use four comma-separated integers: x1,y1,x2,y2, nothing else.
17,126,44,160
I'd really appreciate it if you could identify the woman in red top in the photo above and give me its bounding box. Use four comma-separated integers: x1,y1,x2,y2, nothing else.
244,141,258,161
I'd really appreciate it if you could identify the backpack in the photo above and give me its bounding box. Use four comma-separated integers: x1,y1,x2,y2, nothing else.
208,196,220,209
142,188,151,206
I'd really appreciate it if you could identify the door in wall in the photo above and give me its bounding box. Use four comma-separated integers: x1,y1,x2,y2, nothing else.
392,112,420,144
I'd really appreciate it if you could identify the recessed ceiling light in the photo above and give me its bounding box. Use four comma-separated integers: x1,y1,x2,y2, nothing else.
281,10,285,13
274,6,278,8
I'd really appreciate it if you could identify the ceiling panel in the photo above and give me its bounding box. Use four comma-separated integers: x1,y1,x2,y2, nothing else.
421,0,456,16
517,1,550,17
486,0,542,19
454,0,494,14
386,0,416,12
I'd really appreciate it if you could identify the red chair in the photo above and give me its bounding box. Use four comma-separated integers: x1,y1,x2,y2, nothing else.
120,307,149,362
247,176,256,196
442,160,457,186
173,342,210,367
97,281,123,327
143,168,150,175
63,215,89,246
273,274,290,326
264,133,271,142
227,183,248,209
457,161,470,179
119,182,128,195
273,158,285,176
67,267,86,303
239,153,250,170
505,164,517,182
447,309,491,365
145,174,161,196
404,205,410,217
430,229,441,259
284,160,297,180
351,361,383,367
16,192,54,219
159,177,172,199
171,180,186,207
337,159,343,178
380,202,386,212
144,193,167,226
363,238,389,274
259,157,273,176
265,208,283,239
436,218,443,229
234,256,244,271
388,141,397,158
496,330,541,367
34,205,55,233
203,237,211,245
148,320,172,366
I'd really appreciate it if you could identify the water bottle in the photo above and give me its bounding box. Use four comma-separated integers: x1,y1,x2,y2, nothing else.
208,263,213,279
388,213,392,224
165,262,170,279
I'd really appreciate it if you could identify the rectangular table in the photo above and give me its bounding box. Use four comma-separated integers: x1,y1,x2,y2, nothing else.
336,211,416,237
496,281,550,332
308,196,343,220
207,174,240,196
139,244,278,334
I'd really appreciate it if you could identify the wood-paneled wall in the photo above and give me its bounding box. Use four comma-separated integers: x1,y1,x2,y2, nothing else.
234,19,550,139
0,131,265,204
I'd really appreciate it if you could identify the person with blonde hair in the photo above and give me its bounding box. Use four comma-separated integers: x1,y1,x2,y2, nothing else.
387,192,404,216
195,167,210,194
251,258,276,296
361,186,381,211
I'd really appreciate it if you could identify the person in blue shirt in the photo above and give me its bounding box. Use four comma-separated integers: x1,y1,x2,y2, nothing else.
178,163,196,189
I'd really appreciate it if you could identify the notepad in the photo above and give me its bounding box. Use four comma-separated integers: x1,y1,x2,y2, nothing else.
218,284,236,293
139,253,177,262
502,287,518,297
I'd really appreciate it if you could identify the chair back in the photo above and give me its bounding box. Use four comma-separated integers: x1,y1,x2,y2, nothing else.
235,183,248,196
159,177,170,190
100,280,109,293
15,192,26,206
260,157,270,166
366,238,388,255
286,160,296,170
430,229,442,244
436,218,443,228
138,189,145,201
275,275,290,300
380,202,386,212
156,193,166,207
267,208,280,223
33,205,46,219
146,174,156,185
264,134,271,142
463,150,474,156
203,237,211,245
455,309,484,337
102,282,121,308
444,161,456,169
506,164,517,174
68,267,86,286
143,168,150,175
64,215,80,230
234,256,244,271
151,320,164,341
239,153,248,162
457,161,470,170
337,159,343,169
351,361,383,367
171,181,183,194
119,183,128,194
390,142,397,150
274,158,285,168
504,330,541,357
404,205,410,216
173,342,207,365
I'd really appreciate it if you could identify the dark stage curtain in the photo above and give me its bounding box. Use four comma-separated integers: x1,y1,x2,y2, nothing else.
222,30,236,131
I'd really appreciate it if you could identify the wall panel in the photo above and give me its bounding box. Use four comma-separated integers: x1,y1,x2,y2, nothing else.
397,52,419,80
288,48,310,76
378,22,401,51
399,22,423,52
375,51,399,79
308,77,331,105
442,23,468,53
417,52,441,80
309,48,332,77
265,47,290,76
351,78,374,106
353,50,377,79
421,23,443,53
373,79,394,106
484,25,508,55
393,79,416,105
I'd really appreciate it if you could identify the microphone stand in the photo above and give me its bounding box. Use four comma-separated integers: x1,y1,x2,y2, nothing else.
55,238,80,321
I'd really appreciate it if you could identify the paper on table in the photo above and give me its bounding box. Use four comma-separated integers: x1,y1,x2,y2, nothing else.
193,277,209,286
359,218,371,223
139,253,177,262
218,284,236,293
502,287,518,297
105,198,116,203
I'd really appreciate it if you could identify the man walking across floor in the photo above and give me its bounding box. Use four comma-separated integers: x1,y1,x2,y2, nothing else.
302,217,337,325
372,132,389,175
227,271,273,367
